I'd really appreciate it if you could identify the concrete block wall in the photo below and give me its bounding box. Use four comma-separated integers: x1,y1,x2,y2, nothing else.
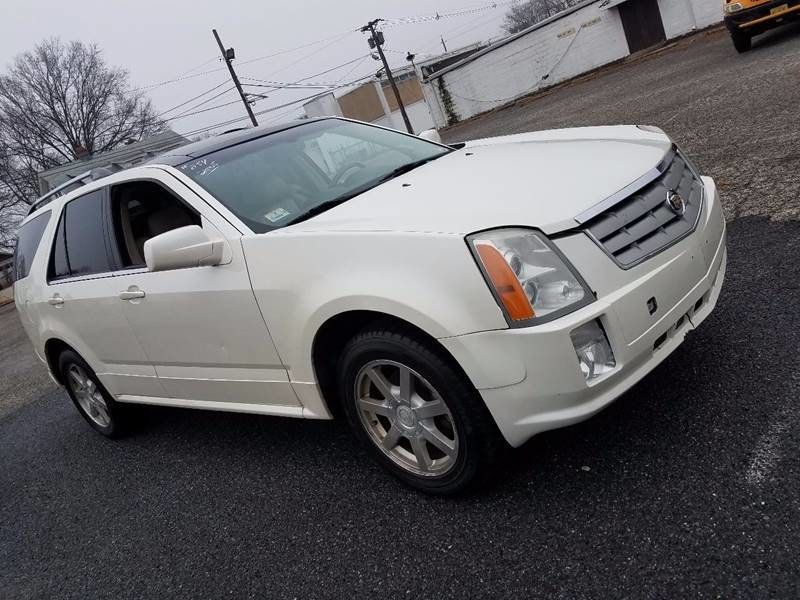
429,2,628,128
424,0,724,128
658,0,724,38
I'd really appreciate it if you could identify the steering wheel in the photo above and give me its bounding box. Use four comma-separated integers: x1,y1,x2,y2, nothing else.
333,161,366,186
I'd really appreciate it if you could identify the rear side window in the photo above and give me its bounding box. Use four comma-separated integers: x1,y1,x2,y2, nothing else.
13,211,51,281
48,213,70,280
47,190,112,281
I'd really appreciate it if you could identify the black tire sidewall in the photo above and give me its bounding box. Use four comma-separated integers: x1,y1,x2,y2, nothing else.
58,350,122,438
732,31,751,53
338,329,498,494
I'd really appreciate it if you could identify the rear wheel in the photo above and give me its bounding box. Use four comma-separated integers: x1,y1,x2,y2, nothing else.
338,326,505,494
731,30,752,53
59,350,129,437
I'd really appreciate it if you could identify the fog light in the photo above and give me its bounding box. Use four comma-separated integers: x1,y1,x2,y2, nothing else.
570,319,616,381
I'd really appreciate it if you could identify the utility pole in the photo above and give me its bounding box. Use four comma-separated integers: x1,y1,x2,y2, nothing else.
361,19,413,134
212,28,258,127
441,36,448,53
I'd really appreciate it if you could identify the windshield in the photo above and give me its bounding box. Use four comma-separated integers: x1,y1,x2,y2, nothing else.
177,119,451,232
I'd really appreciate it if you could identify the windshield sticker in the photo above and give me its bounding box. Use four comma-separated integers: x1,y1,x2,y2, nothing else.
180,158,220,177
264,207,291,223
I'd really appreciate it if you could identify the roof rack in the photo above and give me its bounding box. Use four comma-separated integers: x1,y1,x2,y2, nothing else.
28,167,115,215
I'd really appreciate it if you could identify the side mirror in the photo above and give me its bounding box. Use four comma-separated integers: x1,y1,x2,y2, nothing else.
144,225,225,272
418,129,442,144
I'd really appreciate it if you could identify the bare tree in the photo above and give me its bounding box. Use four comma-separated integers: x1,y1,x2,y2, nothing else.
502,0,578,34
0,38,163,236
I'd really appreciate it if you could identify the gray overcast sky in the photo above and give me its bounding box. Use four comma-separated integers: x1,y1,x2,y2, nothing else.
2,0,512,136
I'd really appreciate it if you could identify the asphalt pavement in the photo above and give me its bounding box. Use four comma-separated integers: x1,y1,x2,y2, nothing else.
1,25,799,600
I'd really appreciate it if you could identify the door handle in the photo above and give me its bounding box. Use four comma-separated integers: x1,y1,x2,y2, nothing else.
48,294,64,306
119,288,146,301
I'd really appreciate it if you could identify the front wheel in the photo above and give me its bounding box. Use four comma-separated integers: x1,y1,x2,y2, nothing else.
338,326,505,494
731,30,752,53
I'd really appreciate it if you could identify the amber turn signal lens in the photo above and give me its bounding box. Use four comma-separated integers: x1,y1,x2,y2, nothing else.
475,242,535,321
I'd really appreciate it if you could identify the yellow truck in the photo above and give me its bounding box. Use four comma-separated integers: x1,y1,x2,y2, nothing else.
724,0,800,52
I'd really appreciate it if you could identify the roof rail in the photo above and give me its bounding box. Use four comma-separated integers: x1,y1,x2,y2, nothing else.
28,167,115,215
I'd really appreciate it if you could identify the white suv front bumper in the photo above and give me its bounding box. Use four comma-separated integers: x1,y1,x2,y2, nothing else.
441,176,727,447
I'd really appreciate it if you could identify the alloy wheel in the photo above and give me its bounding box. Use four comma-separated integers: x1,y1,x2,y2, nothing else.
67,364,111,428
354,360,459,477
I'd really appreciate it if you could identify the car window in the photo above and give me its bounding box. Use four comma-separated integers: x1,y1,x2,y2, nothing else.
49,190,112,279
303,133,388,179
48,212,70,281
178,119,450,233
13,211,51,281
109,180,200,269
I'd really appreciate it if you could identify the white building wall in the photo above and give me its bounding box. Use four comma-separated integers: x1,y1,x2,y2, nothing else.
302,93,342,118
658,0,723,38
429,2,628,128
424,0,724,128
657,0,697,38
690,0,724,28
374,101,436,133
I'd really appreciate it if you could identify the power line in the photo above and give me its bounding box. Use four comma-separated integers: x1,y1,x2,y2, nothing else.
179,71,378,137
163,87,238,121
236,30,356,67
174,56,220,78
156,81,231,117
240,54,372,91
256,31,359,81
164,98,247,122
382,1,515,27
131,30,356,93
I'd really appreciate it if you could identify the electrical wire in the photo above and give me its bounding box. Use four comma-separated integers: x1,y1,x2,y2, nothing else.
156,81,231,117
236,29,356,67
132,30,356,92
179,71,378,137
382,1,515,27
240,54,372,90
163,87,238,121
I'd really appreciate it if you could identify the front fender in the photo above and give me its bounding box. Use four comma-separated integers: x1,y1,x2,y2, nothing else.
242,230,507,383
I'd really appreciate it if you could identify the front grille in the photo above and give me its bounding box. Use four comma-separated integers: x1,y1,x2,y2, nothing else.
580,147,704,269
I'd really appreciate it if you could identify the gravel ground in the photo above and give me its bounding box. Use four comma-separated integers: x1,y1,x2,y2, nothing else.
1,25,799,600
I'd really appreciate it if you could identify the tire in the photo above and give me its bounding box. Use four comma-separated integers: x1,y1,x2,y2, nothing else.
338,326,505,495
58,349,129,438
731,31,751,53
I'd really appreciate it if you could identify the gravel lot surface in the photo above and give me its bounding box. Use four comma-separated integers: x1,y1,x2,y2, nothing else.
1,25,799,600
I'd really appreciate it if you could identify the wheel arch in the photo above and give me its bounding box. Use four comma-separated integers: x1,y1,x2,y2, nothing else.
310,310,474,418
43,337,79,385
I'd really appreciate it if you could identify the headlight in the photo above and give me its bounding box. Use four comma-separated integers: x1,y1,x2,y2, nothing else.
724,2,743,14
468,228,593,326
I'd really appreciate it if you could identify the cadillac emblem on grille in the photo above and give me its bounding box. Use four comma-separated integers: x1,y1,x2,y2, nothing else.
665,190,686,215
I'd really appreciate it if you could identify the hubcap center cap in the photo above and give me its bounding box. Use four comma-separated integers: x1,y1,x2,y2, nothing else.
396,405,416,428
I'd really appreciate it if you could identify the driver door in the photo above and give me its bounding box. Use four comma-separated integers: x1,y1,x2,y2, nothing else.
108,170,300,412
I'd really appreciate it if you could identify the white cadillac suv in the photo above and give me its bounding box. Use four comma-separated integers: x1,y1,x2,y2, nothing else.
13,118,726,494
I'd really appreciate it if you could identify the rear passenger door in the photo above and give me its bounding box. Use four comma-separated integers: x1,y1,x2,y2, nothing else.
44,189,165,398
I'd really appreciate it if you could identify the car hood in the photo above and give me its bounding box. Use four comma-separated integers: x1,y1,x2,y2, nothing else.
287,125,672,236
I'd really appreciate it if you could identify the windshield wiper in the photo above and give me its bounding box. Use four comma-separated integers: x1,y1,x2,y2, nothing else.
284,190,364,226
377,156,438,184
284,154,448,226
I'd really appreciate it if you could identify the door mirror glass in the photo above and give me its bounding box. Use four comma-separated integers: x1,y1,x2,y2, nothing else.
418,129,442,144
144,225,224,272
